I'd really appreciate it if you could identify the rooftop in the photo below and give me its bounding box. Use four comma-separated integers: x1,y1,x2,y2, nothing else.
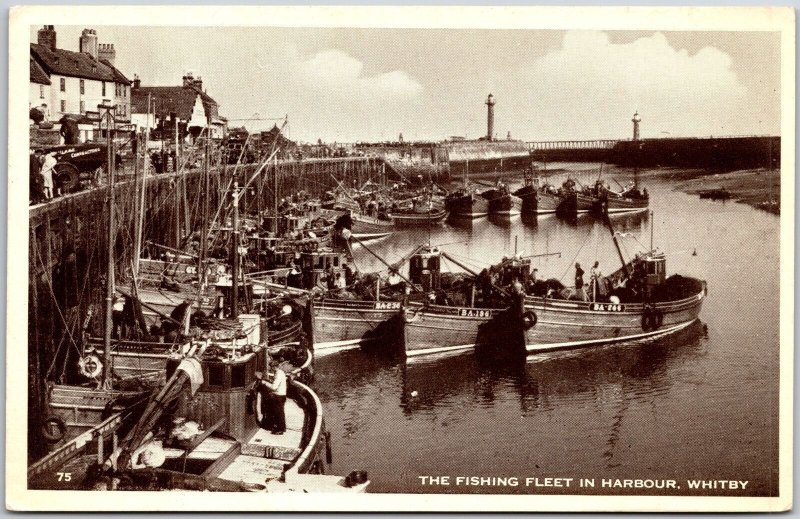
31,43,130,84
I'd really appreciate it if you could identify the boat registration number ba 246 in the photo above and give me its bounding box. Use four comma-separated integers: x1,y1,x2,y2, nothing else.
590,303,625,312
374,301,401,310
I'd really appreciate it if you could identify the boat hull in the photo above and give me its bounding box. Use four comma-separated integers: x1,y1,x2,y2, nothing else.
402,304,505,356
350,215,394,240
522,291,705,352
513,186,538,214
389,209,449,226
482,191,522,216
560,192,597,214
446,193,490,218
600,195,649,214
312,299,404,354
534,190,562,213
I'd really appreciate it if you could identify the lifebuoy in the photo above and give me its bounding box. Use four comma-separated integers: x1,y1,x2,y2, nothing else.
41,415,67,443
522,310,538,329
79,354,103,379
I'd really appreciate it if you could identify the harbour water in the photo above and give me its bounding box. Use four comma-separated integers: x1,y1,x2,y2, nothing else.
314,164,780,495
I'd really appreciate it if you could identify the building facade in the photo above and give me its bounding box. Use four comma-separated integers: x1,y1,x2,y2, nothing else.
30,26,132,142
130,71,227,141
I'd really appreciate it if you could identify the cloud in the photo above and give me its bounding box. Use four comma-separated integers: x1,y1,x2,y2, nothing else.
295,49,423,101
524,31,750,139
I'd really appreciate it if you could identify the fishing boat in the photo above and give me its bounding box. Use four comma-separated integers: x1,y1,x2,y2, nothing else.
389,207,448,225
481,182,522,216
444,158,490,219
558,178,598,214
401,246,521,357
28,337,368,492
445,188,490,219
598,186,650,213
38,116,160,449
496,217,706,353
514,168,563,215
596,167,650,214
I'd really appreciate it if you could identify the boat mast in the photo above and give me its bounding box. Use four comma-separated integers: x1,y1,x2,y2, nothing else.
231,179,240,318
603,215,630,278
133,94,151,277
199,124,210,289
101,105,116,388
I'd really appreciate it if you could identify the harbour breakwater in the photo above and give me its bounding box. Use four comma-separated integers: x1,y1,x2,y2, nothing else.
26,156,382,459
532,136,780,171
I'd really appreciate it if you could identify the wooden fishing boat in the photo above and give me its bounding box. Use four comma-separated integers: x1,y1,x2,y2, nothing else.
596,166,650,214
493,218,706,353
445,189,490,218
534,187,564,214
312,298,404,355
28,341,368,493
389,207,448,225
559,189,597,214
512,183,537,213
598,186,650,214
349,213,394,240
401,246,518,356
481,185,522,216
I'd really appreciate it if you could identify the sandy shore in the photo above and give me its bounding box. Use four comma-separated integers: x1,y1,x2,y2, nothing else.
669,168,780,215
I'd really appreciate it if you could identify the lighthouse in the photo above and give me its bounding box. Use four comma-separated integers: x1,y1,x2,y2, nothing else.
486,94,495,141
632,111,641,141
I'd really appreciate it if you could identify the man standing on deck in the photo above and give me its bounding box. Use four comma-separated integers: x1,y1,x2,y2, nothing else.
264,366,287,435
575,262,587,301
254,371,274,431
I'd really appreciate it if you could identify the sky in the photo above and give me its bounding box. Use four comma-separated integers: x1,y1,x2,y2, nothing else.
31,25,781,143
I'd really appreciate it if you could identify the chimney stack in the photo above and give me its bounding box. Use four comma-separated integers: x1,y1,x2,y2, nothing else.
98,43,116,66
37,25,57,51
79,28,98,59
182,71,194,87
132,74,141,90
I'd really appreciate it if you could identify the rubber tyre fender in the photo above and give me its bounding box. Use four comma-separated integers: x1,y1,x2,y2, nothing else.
522,310,538,329
641,308,654,332
653,309,664,330
54,162,81,193
41,415,67,443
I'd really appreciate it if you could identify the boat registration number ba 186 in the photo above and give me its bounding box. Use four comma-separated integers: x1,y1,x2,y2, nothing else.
457,308,493,318
374,301,401,310
590,303,625,312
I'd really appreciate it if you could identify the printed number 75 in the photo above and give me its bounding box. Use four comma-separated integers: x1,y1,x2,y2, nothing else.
57,472,72,481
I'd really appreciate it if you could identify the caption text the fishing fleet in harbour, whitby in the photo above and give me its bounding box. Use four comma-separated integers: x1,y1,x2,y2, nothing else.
417,476,751,491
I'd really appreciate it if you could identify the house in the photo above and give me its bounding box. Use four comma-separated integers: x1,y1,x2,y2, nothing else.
130,72,227,141
30,26,132,142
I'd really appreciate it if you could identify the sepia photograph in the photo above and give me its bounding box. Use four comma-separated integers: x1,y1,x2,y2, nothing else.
7,5,794,512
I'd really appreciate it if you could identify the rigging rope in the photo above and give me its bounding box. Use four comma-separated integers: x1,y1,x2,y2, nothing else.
559,226,594,282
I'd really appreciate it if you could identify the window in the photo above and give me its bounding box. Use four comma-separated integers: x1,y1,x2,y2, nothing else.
102,81,106,96
79,101,85,113
230,364,246,388
39,85,44,99
59,78,65,92
60,100,65,112
207,364,225,387
79,79,84,95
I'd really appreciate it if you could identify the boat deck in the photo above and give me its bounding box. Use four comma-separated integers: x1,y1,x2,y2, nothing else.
217,398,306,486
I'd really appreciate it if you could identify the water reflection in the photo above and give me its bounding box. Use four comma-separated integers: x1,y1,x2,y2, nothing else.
399,319,706,416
